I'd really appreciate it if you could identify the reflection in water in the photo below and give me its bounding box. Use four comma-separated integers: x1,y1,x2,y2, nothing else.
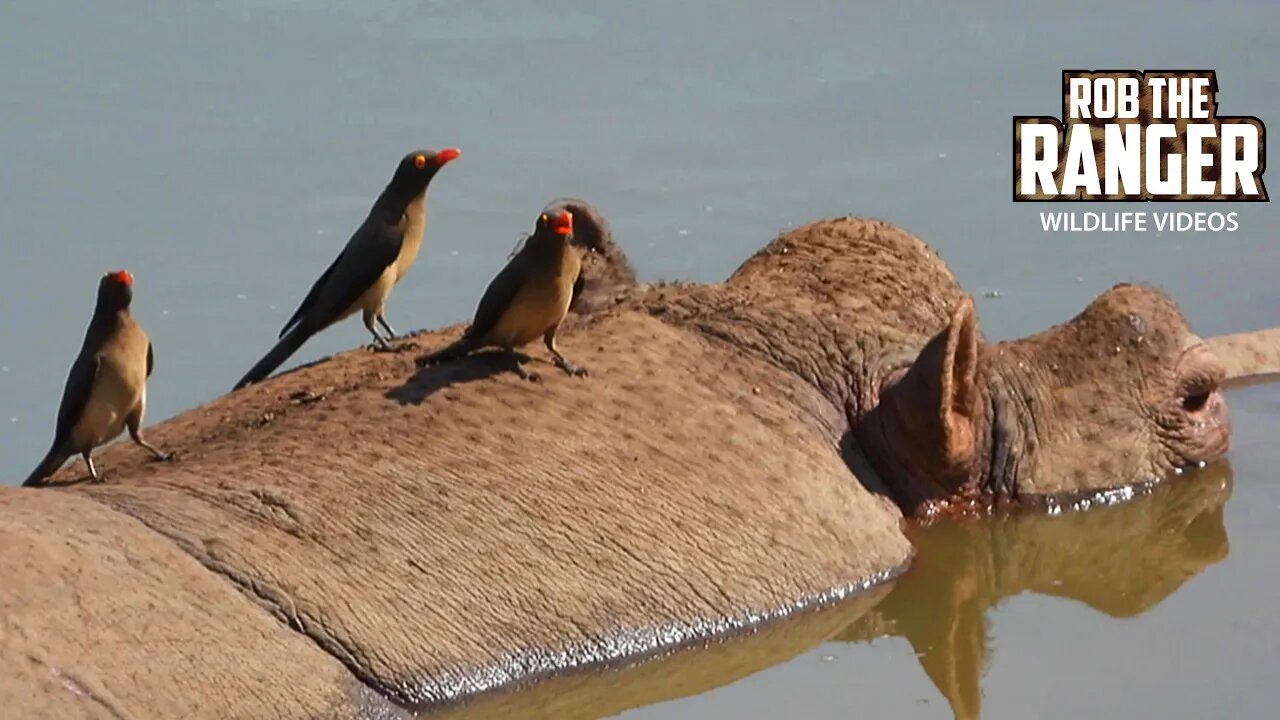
421,465,1230,719
836,463,1232,719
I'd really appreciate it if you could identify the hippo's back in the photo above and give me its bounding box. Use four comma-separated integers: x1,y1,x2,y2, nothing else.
728,216,967,352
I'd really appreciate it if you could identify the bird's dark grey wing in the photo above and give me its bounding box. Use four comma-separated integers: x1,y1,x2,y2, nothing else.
282,215,404,336
146,341,154,378
309,216,404,329
51,352,100,448
466,250,532,342
279,249,344,338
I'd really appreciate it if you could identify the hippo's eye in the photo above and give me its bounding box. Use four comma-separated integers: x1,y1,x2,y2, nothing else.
414,154,426,169
1127,313,1146,335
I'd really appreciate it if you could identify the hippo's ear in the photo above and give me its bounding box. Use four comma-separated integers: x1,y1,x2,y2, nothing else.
893,296,983,475
937,296,981,465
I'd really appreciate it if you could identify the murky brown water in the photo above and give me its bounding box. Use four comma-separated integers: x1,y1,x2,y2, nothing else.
2,2,1278,718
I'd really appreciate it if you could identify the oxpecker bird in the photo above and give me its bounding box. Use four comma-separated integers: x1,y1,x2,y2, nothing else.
233,147,459,390
24,270,172,487
417,206,588,382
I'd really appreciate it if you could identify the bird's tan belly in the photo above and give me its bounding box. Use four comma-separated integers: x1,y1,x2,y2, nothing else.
348,233,424,323
71,361,144,450
487,282,573,348
349,266,398,319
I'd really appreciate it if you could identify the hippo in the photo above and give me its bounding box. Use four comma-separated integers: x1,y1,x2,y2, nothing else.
1,208,1274,718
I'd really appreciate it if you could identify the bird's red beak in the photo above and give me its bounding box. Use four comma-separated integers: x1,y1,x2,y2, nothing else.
108,269,133,286
551,210,573,236
436,147,461,164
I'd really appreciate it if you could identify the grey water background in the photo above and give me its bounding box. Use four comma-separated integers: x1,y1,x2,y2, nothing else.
1,2,1277,717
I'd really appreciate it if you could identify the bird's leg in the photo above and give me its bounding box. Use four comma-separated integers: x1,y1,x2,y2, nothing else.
362,311,395,351
81,451,101,483
507,346,541,383
364,311,412,353
377,315,397,340
127,414,174,461
544,327,588,377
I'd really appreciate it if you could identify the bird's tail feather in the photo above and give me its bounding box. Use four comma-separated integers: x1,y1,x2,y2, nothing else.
233,324,313,390
23,448,69,487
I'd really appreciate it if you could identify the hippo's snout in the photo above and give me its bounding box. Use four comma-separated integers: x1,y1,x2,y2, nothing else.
1182,386,1230,465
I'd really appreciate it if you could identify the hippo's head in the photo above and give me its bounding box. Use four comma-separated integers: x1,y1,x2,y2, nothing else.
647,215,1232,518
865,283,1229,517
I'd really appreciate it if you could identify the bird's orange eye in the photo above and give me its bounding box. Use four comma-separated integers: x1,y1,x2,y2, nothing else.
540,214,548,223
414,154,426,169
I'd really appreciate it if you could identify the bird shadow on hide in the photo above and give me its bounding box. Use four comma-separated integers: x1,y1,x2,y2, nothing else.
240,341,413,389
385,350,548,405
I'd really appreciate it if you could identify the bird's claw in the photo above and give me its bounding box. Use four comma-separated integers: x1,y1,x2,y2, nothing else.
556,361,589,377
511,361,541,383
372,342,412,354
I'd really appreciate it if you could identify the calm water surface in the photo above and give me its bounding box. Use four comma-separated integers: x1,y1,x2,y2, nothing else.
1,2,1277,718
